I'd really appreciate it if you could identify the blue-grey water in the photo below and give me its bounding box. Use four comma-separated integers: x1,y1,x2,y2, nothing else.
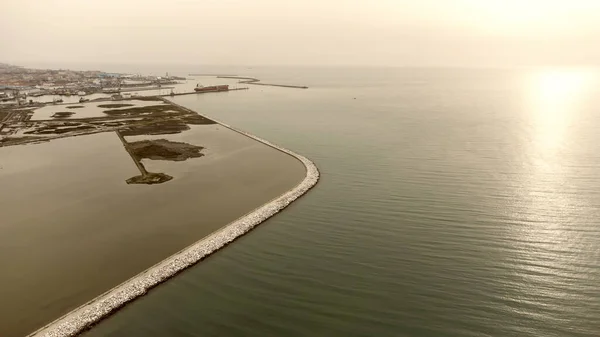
79,67,600,337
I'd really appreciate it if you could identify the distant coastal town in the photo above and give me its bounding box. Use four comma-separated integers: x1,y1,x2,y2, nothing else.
0,62,184,104
0,63,307,108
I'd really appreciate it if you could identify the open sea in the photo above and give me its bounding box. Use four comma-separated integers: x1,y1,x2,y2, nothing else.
34,64,600,337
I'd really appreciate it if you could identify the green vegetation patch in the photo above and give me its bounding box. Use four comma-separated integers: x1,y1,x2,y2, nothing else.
129,96,163,101
51,112,75,118
97,104,134,109
103,104,185,116
128,139,204,161
24,122,95,135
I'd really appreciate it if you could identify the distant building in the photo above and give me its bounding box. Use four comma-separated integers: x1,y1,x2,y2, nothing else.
100,73,121,78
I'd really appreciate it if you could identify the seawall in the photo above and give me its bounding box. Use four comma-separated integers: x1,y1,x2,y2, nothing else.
26,101,319,337
217,76,309,89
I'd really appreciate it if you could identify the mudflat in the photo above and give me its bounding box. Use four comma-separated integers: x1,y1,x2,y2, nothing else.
0,102,306,337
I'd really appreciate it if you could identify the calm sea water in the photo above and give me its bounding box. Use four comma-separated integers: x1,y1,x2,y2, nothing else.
79,66,600,337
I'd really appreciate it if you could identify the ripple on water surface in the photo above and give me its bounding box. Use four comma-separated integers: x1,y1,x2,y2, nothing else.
75,68,600,337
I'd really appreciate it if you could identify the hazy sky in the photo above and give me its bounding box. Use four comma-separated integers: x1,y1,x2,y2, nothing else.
2,0,600,67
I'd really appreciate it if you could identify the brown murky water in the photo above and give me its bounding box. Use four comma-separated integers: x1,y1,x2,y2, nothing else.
0,123,305,337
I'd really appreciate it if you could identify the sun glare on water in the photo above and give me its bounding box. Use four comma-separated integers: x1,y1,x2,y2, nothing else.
528,70,590,158
505,69,595,296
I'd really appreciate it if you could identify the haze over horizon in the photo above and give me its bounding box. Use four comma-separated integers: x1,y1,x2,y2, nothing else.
2,0,600,68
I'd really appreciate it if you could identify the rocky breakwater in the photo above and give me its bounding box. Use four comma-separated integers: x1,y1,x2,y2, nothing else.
27,101,319,337
217,76,309,89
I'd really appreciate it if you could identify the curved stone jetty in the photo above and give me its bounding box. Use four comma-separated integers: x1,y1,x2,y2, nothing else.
26,102,319,337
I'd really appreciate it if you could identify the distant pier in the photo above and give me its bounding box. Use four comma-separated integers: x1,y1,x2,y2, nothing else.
188,73,237,77
160,87,249,97
187,74,308,89
102,86,174,93
192,76,308,89
218,76,308,89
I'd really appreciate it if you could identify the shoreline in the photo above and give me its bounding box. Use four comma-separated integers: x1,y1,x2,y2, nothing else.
26,101,320,337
